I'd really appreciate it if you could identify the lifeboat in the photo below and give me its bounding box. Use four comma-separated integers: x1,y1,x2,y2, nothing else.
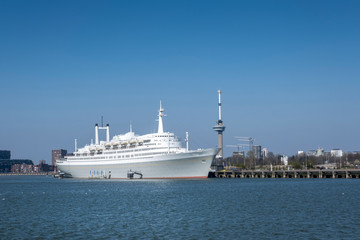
96,147,104,152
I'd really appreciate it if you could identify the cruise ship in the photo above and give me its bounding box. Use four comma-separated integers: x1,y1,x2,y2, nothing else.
56,103,219,179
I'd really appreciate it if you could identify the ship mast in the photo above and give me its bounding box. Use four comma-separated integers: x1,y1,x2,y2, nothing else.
158,101,165,134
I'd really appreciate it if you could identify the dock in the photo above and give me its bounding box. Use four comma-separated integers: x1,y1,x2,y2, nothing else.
209,169,360,179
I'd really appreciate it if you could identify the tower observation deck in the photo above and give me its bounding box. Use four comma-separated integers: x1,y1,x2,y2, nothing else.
213,90,225,158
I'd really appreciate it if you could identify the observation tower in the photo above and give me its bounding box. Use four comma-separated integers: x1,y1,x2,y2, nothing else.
213,90,225,159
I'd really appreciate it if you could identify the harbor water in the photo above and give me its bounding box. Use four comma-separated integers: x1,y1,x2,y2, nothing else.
1,176,359,239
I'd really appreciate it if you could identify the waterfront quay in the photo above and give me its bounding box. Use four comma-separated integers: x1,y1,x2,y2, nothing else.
0,172,50,176
209,169,360,179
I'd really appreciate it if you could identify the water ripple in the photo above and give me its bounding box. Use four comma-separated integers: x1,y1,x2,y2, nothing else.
0,177,359,239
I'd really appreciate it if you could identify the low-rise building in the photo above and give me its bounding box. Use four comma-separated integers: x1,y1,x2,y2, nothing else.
11,164,37,173
331,149,343,157
0,159,34,173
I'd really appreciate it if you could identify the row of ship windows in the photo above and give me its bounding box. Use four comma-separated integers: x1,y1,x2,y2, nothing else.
90,170,106,176
108,147,160,154
105,143,156,150
74,151,169,160
101,145,176,155
115,151,168,158
77,144,179,157
153,139,175,142
81,147,159,156
89,142,177,156
104,144,157,153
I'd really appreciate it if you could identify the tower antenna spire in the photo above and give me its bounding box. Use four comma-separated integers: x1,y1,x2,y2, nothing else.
218,90,222,121
213,90,226,159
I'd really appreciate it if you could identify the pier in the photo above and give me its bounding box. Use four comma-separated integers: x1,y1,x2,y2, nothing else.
209,169,360,179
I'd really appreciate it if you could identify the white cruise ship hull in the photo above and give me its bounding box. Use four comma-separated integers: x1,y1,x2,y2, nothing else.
57,148,218,179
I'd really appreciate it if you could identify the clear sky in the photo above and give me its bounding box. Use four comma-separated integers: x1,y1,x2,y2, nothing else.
1,0,359,163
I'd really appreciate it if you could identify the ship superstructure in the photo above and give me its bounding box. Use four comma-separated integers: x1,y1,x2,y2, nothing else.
57,103,218,179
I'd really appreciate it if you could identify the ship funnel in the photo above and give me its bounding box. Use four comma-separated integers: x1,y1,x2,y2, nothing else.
106,124,110,142
95,121,111,145
95,124,99,145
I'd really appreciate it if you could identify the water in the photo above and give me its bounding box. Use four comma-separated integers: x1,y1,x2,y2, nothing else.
0,176,359,239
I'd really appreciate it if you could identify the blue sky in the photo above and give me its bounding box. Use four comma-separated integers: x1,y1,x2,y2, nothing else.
1,0,359,163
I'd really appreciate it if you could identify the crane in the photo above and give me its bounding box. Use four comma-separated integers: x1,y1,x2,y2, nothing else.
226,144,247,152
234,137,255,151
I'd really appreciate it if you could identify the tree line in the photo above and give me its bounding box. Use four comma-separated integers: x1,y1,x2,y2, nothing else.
222,151,360,170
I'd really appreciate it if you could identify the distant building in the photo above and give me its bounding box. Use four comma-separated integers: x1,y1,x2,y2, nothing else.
10,161,53,173
316,148,324,157
12,164,37,173
0,150,36,173
252,145,262,159
39,160,54,172
297,151,305,155
281,155,288,165
306,150,317,156
0,150,11,160
233,151,245,157
331,149,343,157
52,149,67,166
0,159,33,173
262,148,268,158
